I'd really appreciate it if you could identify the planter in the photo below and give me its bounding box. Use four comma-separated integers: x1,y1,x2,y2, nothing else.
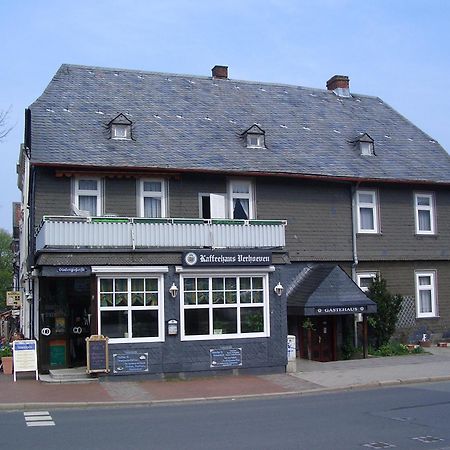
420,341,432,348
406,344,419,352
1,356,13,375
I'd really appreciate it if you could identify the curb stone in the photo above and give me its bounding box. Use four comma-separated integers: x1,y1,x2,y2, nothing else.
2,374,450,411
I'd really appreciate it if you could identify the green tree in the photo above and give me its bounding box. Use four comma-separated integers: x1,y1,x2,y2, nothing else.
367,276,403,348
0,228,13,311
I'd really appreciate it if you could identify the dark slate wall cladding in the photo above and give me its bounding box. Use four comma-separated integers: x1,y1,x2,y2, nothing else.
32,169,450,265
169,174,227,218
34,168,71,225
104,178,136,216
107,266,287,376
357,185,450,261
357,261,450,336
256,178,353,261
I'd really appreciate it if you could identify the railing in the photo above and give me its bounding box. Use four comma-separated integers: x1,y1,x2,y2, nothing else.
35,216,286,250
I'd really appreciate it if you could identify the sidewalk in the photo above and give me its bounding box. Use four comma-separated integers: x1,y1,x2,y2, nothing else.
1,347,450,410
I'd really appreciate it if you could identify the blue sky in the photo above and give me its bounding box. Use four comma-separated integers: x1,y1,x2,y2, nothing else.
1,0,449,232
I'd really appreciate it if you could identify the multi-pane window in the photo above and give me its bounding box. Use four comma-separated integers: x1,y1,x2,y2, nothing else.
415,193,435,235
139,179,166,218
415,271,437,318
229,180,254,220
356,272,377,292
357,190,378,233
181,275,268,339
98,276,164,342
74,178,102,216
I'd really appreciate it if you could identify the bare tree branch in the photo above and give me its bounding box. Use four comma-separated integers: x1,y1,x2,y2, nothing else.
0,107,13,141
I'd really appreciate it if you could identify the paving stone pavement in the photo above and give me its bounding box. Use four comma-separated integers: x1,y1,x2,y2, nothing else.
1,346,450,409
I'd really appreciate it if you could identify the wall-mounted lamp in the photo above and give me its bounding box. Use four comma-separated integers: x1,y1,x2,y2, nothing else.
169,282,179,298
274,282,284,297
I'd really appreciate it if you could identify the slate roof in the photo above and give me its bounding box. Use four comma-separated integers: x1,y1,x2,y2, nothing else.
29,64,450,184
286,264,377,316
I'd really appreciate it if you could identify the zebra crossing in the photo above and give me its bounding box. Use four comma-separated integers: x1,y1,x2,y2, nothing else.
24,411,55,427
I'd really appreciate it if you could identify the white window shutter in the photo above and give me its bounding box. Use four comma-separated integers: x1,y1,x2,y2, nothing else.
209,194,226,218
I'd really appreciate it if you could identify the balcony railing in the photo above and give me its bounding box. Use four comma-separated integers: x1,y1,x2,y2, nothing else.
35,216,286,250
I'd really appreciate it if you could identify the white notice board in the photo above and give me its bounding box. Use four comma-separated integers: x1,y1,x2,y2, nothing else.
13,340,38,382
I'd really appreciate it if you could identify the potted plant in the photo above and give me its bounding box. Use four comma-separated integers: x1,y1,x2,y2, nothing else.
0,346,13,375
302,318,315,360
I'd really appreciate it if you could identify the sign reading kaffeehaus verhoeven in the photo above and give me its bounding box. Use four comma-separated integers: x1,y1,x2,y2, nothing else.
182,250,272,267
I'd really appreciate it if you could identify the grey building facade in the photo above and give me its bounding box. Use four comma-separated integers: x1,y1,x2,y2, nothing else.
17,64,450,376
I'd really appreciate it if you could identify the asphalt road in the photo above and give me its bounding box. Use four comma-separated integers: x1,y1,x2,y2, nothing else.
3,381,450,450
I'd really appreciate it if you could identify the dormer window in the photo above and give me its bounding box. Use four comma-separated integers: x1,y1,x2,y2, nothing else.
243,124,265,149
112,124,131,139
109,113,132,140
356,133,375,156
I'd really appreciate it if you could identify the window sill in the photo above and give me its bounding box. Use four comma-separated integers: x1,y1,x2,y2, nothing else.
108,337,165,344
416,315,439,320
181,332,269,341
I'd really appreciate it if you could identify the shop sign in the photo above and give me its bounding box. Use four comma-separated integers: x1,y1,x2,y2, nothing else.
183,250,271,267
41,266,91,277
6,291,21,307
13,339,38,382
315,306,367,315
210,348,242,368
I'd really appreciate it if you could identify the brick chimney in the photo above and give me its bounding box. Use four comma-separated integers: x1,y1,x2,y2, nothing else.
326,75,350,97
212,65,228,79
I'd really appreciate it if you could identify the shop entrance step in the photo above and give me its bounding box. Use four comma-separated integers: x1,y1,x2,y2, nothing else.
40,367,99,384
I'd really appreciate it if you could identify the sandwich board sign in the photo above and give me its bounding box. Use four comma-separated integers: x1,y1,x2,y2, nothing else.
13,340,38,382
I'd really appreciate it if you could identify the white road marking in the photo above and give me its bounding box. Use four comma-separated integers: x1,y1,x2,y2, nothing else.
24,411,55,427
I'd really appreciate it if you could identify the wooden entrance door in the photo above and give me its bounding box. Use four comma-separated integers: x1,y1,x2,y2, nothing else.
310,317,335,362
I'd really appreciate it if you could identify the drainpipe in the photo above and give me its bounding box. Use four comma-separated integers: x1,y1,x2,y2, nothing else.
351,182,360,347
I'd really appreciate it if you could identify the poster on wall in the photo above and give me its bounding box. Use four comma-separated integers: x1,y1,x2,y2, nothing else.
210,348,242,368
112,351,149,374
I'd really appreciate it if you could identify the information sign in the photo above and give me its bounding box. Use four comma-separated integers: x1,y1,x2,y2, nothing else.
210,348,242,368
112,351,149,374
86,335,109,374
13,340,38,382
6,291,21,308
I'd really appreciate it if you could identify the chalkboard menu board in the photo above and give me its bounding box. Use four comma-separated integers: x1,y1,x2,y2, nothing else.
86,335,109,374
112,351,149,374
210,348,242,368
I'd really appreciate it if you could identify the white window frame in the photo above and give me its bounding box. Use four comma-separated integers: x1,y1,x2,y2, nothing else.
97,273,165,343
74,177,102,216
247,134,264,149
138,178,167,218
414,192,436,235
357,189,379,233
360,141,374,156
415,270,438,318
356,272,378,293
228,179,255,220
111,123,131,140
180,272,270,341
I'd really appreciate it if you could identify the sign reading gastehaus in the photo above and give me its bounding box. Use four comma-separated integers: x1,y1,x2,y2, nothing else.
183,250,272,267
314,306,367,315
